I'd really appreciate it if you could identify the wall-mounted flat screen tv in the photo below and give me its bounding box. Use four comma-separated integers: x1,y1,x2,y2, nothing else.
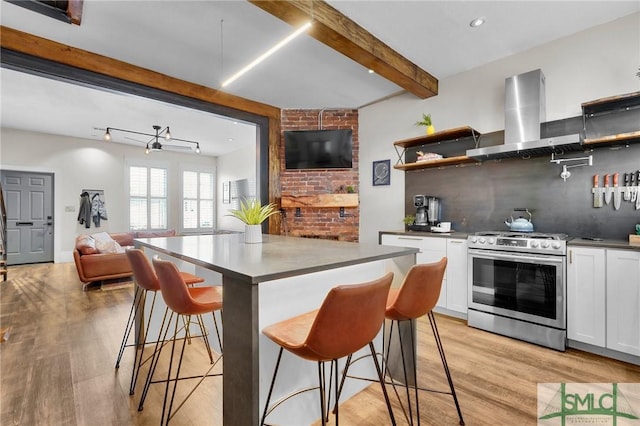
284,129,353,169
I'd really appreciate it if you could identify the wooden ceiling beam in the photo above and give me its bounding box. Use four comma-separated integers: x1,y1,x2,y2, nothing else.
249,0,438,99
0,26,280,118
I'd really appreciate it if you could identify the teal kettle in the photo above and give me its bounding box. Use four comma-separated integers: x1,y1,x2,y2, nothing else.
505,208,534,233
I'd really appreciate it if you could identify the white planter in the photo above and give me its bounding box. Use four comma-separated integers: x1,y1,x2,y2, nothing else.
244,224,263,244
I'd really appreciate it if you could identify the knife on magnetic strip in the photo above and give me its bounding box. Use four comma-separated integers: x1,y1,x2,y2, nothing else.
603,174,612,205
592,174,602,208
613,173,621,210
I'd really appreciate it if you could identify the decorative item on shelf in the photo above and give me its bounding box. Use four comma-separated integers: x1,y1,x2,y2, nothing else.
416,151,443,162
403,215,415,231
103,125,201,155
630,224,640,245
335,185,357,194
226,199,279,244
415,113,435,135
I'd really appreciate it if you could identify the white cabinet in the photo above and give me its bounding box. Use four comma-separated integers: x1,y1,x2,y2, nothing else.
567,246,640,357
606,250,640,356
446,238,468,314
380,234,467,314
567,247,606,346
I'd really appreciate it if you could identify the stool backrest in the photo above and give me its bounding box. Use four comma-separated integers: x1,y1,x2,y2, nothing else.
306,272,393,360
152,258,198,314
387,257,447,320
125,249,160,291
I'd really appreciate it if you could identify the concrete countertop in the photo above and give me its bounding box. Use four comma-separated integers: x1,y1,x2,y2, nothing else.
135,233,419,284
381,230,640,251
379,230,469,240
568,237,640,251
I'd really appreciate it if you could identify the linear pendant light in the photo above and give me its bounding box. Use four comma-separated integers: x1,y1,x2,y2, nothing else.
221,21,312,88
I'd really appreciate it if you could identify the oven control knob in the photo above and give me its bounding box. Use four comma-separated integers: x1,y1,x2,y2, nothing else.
487,238,496,245
530,241,539,248
479,237,486,244
469,236,477,243
552,242,562,249
541,241,550,248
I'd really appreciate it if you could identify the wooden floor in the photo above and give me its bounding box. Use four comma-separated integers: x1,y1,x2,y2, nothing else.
1,262,638,426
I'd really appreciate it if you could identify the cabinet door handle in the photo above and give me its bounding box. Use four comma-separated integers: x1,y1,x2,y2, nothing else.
569,250,572,264
398,237,422,241
449,240,463,244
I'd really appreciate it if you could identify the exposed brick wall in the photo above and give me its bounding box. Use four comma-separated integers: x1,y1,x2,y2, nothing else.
280,109,359,242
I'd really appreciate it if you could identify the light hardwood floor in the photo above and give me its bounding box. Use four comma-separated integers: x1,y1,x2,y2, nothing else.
1,262,638,425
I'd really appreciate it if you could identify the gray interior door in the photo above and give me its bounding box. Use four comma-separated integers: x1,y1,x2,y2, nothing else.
1,171,54,265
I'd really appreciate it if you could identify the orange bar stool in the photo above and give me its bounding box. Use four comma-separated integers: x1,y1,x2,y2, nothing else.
261,272,396,426
385,257,464,425
139,257,223,425
115,248,207,396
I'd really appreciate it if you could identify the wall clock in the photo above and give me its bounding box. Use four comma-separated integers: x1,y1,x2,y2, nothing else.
373,159,390,186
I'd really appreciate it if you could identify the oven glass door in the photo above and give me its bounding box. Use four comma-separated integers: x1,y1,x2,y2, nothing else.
467,249,565,328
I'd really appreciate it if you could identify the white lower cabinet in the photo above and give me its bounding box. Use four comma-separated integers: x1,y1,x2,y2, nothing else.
567,246,640,357
446,238,468,313
380,234,467,315
567,247,606,346
606,250,640,356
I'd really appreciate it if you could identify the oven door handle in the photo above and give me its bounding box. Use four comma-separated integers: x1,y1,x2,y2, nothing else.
468,249,565,264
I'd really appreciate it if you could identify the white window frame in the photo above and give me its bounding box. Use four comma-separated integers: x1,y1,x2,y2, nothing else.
125,160,170,232
179,164,217,234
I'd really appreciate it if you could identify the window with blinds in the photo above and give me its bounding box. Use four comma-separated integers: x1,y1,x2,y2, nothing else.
182,170,215,231
129,166,167,230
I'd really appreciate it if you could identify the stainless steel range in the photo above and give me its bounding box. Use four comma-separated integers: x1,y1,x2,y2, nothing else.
467,231,568,351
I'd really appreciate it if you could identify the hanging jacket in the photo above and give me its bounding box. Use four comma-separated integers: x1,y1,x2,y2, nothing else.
77,192,92,228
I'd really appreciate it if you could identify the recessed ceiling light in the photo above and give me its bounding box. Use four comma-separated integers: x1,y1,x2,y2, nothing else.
368,69,374,74
469,17,486,28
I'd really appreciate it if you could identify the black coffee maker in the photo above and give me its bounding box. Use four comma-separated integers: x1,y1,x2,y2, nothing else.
413,195,441,228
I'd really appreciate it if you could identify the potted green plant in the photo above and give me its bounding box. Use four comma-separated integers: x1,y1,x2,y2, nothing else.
227,198,279,243
403,214,415,231
415,113,435,135
630,224,640,245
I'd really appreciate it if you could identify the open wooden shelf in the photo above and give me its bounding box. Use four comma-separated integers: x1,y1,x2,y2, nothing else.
281,193,359,208
393,155,479,171
583,131,640,146
582,91,640,149
393,126,481,149
581,91,640,114
393,126,481,170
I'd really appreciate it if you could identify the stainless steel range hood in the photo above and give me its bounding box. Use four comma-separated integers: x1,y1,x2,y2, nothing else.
467,69,582,159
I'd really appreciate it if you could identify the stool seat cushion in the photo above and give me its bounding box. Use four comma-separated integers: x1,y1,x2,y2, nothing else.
153,258,223,316
263,310,320,361
263,273,392,362
385,258,447,321
180,272,205,286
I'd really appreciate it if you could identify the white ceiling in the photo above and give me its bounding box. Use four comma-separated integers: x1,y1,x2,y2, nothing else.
1,1,638,156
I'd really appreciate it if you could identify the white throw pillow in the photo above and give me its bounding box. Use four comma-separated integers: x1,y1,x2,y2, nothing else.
93,232,124,254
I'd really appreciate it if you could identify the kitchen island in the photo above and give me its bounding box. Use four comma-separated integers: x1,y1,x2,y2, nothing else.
134,233,418,426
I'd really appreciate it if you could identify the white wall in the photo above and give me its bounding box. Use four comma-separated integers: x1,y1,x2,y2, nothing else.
0,128,218,262
216,141,258,232
359,12,640,244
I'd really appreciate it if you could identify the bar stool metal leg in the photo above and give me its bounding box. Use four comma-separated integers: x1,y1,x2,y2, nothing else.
428,312,464,425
